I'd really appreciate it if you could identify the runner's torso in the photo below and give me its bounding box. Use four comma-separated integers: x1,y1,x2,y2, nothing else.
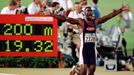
82,19,96,46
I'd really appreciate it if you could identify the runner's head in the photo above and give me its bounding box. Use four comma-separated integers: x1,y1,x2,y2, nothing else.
84,6,93,20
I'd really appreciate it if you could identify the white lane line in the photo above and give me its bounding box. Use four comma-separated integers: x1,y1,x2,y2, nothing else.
0,73,18,75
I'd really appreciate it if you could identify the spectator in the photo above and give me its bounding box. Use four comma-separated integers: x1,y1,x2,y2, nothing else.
120,5,133,29
51,2,64,15
80,0,89,11
92,0,103,30
15,0,28,14
42,0,53,7
28,0,43,14
68,2,84,19
42,0,47,7
52,0,73,11
67,2,83,65
1,0,19,14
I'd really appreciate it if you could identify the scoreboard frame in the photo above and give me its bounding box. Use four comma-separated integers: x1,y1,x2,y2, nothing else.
0,15,58,57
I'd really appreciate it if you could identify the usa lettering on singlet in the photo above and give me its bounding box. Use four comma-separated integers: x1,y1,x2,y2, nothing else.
83,20,96,43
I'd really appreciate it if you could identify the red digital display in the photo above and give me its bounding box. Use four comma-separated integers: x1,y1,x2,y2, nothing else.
0,15,58,57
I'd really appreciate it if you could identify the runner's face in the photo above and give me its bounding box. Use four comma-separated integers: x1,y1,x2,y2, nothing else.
84,7,93,20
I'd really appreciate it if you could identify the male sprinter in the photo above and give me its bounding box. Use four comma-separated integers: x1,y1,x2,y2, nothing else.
45,3,128,75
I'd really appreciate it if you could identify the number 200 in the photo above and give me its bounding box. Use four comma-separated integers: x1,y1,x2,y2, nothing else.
4,24,33,35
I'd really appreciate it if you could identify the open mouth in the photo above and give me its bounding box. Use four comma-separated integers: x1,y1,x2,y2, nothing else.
88,15,92,18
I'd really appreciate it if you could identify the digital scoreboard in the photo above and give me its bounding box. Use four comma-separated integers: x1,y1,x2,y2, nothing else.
0,15,58,57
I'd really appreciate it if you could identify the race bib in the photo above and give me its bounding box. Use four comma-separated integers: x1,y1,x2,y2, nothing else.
84,33,96,43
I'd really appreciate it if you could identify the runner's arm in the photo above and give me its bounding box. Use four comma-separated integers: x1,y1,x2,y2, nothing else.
50,13,82,25
95,8,123,24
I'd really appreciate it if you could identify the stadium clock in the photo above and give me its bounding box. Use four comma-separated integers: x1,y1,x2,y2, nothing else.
0,15,58,57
